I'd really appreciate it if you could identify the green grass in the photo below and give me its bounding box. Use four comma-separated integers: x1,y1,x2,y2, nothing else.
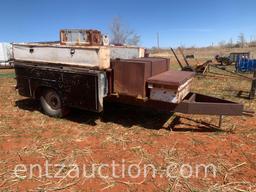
0,73,15,78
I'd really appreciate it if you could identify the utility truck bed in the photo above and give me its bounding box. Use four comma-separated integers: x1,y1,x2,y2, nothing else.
13,43,145,70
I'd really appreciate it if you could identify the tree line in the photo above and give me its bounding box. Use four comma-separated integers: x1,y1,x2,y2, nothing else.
218,33,256,48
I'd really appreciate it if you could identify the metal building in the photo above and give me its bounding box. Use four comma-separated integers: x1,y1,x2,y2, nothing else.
0,43,13,67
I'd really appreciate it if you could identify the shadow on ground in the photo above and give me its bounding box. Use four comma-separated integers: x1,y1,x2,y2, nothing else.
15,99,223,132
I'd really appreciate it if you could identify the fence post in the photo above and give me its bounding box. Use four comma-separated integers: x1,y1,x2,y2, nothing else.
249,71,256,99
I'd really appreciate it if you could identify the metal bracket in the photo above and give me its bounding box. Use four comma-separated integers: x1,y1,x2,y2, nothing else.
218,115,223,128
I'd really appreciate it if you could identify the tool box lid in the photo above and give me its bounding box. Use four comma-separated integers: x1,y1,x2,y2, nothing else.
147,70,195,88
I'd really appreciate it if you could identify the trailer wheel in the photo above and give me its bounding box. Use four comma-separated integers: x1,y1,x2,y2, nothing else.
40,89,68,118
182,66,195,72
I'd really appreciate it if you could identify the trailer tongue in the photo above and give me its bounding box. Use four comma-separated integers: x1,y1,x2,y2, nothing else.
175,93,243,116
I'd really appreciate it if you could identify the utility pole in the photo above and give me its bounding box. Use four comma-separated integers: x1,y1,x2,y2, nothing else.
157,32,160,49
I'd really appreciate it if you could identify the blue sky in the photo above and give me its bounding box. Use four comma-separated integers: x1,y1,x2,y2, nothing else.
0,0,256,48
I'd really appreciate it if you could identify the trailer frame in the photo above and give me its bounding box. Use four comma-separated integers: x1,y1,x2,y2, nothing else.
13,60,247,128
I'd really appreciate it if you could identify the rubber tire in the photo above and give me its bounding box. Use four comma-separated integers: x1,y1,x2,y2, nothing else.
182,66,195,72
40,89,68,118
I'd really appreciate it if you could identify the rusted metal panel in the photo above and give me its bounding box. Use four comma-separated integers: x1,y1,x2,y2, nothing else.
111,59,150,98
111,58,169,99
60,29,103,46
131,57,170,75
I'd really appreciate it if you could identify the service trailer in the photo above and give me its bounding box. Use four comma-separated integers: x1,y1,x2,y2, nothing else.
13,30,245,127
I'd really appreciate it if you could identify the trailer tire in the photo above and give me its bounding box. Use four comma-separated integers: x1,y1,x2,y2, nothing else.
182,66,195,72
40,89,68,118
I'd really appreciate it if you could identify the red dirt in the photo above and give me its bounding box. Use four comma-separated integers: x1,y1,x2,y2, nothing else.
0,70,255,191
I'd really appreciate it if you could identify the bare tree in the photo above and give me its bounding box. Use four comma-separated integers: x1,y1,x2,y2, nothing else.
110,17,140,45
128,34,140,45
225,38,233,48
237,33,246,48
248,36,256,47
218,40,226,48
229,38,233,47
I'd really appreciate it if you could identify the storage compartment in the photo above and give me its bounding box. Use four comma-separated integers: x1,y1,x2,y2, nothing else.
111,57,169,99
131,57,170,75
14,63,108,112
13,43,146,69
147,70,194,103
110,46,145,59
13,43,110,69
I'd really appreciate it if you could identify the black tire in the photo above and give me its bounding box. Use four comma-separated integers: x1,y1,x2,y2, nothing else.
182,66,195,72
40,89,68,118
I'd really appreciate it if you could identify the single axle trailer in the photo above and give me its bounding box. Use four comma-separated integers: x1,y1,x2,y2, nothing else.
14,59,245,128
12,30,249,129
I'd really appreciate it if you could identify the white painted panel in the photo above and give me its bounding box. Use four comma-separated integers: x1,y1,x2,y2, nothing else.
13,44,110,69
149,78,193,103
110,47,145,59
150,88,179,103
98,72,108,112
0,44,4,61
12,43,144,68
0,43,12,62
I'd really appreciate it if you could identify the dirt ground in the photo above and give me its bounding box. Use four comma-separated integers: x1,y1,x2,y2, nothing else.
0,49,256,191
